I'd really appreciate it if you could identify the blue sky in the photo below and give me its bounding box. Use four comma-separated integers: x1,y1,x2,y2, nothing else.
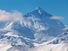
0,0,68,25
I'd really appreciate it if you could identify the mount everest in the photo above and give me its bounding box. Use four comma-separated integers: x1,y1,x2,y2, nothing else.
0,7,67,51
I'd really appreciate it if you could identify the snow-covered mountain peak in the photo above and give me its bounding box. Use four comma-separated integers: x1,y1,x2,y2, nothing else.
34,7,44,14
24,7,52,18
0,8,67,51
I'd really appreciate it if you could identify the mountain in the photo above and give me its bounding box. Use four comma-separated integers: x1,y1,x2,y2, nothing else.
0,7,67,51
6,7,65,43
49,28,68,44
24,7,65,43
29,29,68,51
24,7,52,17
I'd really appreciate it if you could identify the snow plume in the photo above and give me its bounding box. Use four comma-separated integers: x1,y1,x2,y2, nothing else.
50,16,64,20
0,9,23,22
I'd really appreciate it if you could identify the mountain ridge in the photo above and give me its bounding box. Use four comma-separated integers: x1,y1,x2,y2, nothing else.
0,8,67,51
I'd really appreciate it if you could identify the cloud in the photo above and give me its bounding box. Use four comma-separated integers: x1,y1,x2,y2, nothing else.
0,10,11,21
0,10,23,22
50,16,64,20
11,11,23,21
63,25,68,30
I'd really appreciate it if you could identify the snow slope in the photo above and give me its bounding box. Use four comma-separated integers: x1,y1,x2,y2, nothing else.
29,43,68,51
0,8,67,51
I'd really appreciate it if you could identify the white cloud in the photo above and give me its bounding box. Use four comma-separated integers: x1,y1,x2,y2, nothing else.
50,16,64,20
0,10,11,21
0,10,23,22
63,25,68,30
11,11,23,21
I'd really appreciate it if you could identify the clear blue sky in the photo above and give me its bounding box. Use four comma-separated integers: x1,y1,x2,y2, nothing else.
0,0,68,25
